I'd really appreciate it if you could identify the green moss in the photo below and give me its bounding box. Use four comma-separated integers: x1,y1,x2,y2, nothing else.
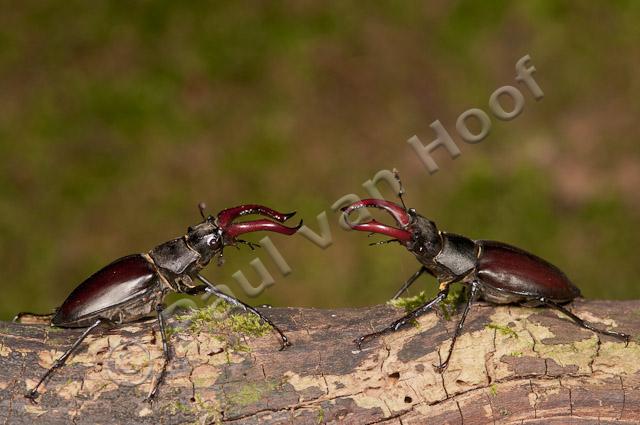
228,313,272,337
489,384,497,397
226,380,279,408
193,394,221,424
387,291,430,313
175,302,272,339
170,400,191,415
168,395,221,425
510,351,523,357
486,323,519,339
230,342,251,353
317,407,325,424
387,285,466,321
385,292,424,328
176,302,231,334
165,326,177,339
439,285,466,321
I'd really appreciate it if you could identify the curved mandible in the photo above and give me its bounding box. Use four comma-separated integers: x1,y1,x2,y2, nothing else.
225,219,303,238
341,199,411,227
217,204,296,227
341,199,412,241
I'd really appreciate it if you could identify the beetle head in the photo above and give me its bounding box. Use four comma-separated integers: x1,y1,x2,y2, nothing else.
405,210,442,259
341,199,442,259
187,204,302,266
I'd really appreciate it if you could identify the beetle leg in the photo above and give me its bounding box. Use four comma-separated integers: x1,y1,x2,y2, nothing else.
25,318,104,402
13,312,55,325
183,284,209,296
391,266,428,300
145,304,171,403
197,274,291,350
433,281,480,373
355,286,450,349
538,298,631,345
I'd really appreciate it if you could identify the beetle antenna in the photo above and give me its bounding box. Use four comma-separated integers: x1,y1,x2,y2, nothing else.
198,202,207,220
393,168,408,211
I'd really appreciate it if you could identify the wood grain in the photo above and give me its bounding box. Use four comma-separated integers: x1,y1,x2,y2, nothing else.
1,299,639,424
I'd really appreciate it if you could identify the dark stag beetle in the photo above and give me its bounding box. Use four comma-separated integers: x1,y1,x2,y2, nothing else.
342,174,630,373
14,203,301,402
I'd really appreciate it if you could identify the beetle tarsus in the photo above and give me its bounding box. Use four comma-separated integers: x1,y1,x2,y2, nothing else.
26,318,104,401
432,362,448,373
436,282,480,373
278,336,292,351
353,331,383,350
25,389,39,403
145,304,171,402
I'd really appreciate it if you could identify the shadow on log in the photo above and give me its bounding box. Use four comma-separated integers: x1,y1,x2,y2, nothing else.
1,299,639,424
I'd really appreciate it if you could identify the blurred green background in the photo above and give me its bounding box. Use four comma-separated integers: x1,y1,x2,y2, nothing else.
1,1,639,321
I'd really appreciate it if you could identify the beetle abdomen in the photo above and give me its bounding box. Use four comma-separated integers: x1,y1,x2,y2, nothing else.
476,240,581,302
52,254,160,327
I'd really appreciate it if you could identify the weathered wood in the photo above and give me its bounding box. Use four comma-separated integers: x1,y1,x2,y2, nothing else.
1,299,639,424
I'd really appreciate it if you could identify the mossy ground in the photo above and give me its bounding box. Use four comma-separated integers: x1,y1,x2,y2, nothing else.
486,323,519,339
387,291,431,313
387,284,466,320
174,302,273,345
225,380,280,409
168,394,221,425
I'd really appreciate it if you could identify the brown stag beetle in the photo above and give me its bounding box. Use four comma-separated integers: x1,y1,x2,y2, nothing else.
14,203,302,402
342,172,630,372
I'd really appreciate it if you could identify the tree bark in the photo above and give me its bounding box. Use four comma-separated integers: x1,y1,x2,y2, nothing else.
1,299,639,425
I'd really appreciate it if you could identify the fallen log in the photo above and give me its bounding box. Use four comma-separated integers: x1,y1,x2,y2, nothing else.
0,299,639,424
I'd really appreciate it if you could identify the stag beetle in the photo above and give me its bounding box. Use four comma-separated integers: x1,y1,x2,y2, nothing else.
15,203,301,402
342,173,630,372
